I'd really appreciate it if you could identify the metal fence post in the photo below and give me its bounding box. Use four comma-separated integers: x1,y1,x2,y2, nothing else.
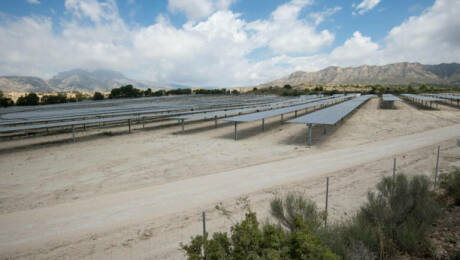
393,158,396,182
202,211,206,258
325,177,329,228
434,145,440,188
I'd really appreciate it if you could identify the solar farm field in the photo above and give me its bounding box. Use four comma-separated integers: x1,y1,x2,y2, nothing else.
0,95,459,259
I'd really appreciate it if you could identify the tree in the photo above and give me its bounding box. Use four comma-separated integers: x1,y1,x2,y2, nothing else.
41,93,68,105
231,89,240,95
0,91,14,108
143,88,152,97
16,93,39,106
109,85,142,98
93,92,104,100
284,84,292,90
166,88,192,95
73,91,86,102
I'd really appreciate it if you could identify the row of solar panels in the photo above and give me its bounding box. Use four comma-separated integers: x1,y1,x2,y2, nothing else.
171,96,333,122
0,95,323,134
424,93,460,101
401,94,442,102
222,96,351,123
289,95,375,125
382,94,401,102
0,96,288,126
1,95,284,120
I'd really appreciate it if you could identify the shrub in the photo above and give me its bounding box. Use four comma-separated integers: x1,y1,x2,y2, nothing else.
181,212,339,260
270,193,323,233
320,174,441,258
194,88,227,95
16,92,39,106
41,93,68,104
439,168,460,205
0,91,14,107
93,92,104,100
166,88,192,95
109,85,142,98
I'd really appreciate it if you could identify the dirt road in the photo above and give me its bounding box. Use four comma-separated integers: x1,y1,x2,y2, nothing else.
1,123,459,257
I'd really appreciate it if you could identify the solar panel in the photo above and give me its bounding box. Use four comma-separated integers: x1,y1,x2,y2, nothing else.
223,96,348,123
288,95,374,125
401,94,441,102
426,93,460,101
382,94,401,102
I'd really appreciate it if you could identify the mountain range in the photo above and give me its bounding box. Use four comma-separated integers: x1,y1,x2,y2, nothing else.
1,62,459,93
256,62,460,88
0,69,180,93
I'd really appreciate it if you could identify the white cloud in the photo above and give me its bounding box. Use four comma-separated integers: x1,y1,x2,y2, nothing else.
247,0,334,54
0,0,459,87
26,0,41,4
167,0,234,21
354,0,381,15
309,6,342,25
65,0,119,23
382,0,460,64
329,31,379,64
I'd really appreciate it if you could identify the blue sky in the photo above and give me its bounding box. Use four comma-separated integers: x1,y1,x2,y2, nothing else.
0,0,458,87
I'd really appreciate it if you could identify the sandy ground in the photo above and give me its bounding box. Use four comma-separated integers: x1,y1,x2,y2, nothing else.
0,98,459,259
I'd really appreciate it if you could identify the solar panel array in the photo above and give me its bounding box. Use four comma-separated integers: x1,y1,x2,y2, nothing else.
382,94,401,102
401,94,442,102
425,93,460,101
222,96,349,123
0,95,291,134
288,95,375,125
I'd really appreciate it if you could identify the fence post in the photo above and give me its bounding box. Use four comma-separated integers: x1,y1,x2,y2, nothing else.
202,211,206,258
434,145,440,189
393,158,396,182
325,176,329,228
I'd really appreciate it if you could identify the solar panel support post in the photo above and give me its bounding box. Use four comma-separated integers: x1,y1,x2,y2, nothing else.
234,122,238,140
280,114,284,124
128,119,131,133
214,116,218,128
306,123,312,146
142,118,145,128
262,119,265,131
72,125,76,143
181,119,185,133
295,110,297,117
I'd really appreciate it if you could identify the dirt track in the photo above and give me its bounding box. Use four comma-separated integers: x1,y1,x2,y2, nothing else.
1,123,459,258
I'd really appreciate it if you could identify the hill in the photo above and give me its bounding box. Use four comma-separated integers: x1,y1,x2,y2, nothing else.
0,76,56,93
256,62,460,88
0,69,179,93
